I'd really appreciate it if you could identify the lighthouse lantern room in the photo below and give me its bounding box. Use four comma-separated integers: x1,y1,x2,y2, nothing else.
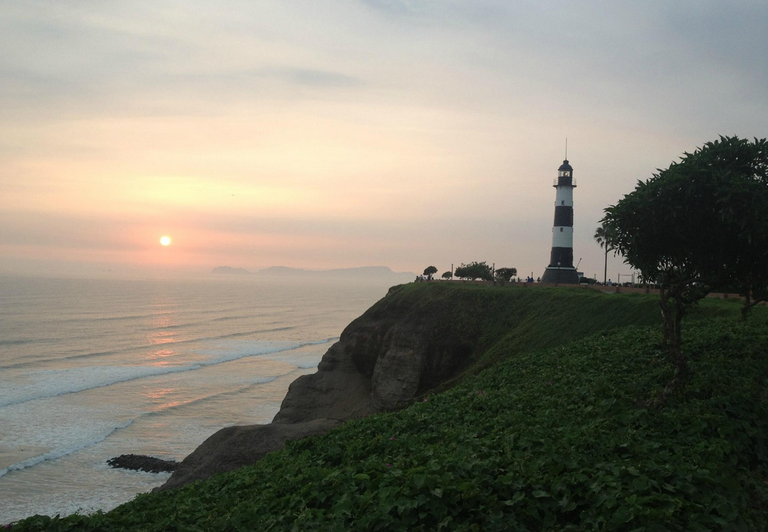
541,158,580,284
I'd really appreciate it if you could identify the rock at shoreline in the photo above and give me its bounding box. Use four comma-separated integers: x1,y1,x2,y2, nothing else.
107,454,179,474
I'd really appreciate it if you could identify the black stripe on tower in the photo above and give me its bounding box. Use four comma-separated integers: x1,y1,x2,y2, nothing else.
549,247,574,268
553,206,573,227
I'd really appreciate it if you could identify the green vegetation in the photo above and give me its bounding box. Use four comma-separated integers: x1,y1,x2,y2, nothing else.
347,283,668,376
494,267,517,285
13,285,768,531
423,266,438,280
593,223,616,285
454,262,494,281
603,136,768,374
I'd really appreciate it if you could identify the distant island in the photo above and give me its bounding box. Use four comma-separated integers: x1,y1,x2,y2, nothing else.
211,266,252,275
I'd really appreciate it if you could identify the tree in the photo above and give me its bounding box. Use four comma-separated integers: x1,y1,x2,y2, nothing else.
738,259,768,320
423,266,437,280
726,166,768,319
593,223,616,284
454,262,494,281
441,271,453,280
494,267,517,285
603,136,768,378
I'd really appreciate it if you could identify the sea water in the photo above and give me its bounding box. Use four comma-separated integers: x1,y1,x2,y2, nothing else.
0,275,395,522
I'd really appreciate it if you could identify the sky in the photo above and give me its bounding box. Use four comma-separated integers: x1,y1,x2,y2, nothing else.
1,0,767,279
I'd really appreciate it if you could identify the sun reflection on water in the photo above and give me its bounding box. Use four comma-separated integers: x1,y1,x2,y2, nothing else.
144,387,175,400
142,387,188,411
144,301,180,364
146,348,175,366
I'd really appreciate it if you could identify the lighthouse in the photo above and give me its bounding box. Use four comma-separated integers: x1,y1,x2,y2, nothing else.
541,158,580,284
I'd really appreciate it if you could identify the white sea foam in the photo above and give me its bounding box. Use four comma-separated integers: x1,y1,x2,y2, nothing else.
0,339,337,409
262,352,326,370
0,328,303,370
0,420,133,479
196,338,336,365
142,375,281,417
0,365,200,408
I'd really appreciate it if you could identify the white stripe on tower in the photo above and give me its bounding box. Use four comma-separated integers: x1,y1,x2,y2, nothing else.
551,227,573,248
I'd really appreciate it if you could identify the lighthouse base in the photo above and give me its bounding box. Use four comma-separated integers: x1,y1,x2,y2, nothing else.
541,267,580,285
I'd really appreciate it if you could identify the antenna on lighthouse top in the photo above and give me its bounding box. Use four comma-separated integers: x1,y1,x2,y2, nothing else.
565,138,568,160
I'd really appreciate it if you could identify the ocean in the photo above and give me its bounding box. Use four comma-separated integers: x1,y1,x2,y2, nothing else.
0,275,396,523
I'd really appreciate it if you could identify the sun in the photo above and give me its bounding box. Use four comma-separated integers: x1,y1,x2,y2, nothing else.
160,235,172,246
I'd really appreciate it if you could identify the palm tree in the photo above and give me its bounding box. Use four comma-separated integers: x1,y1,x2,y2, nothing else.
594,224,616,284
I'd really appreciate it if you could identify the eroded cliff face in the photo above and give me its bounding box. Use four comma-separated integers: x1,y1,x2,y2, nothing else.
274,308,473,422
159,284,480,490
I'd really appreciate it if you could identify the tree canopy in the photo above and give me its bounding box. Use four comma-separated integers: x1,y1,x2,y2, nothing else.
423,266,438,278
441,271,453,280
602,136,768,375
454,262,493,281
593,223,617,284
494,267,517,284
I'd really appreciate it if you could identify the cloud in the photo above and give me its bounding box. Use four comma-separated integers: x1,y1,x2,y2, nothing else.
2,0,767,278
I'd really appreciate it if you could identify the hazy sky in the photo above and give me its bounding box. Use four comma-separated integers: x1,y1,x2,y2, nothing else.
2,0,767,279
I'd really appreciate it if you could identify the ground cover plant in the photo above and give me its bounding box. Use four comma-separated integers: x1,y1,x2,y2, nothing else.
12,288,768,531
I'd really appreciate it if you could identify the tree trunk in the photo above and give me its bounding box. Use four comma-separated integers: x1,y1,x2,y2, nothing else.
659,290,687,379
672,300,687,379
742,291,752,321
742,295,766,321
659,291,671,347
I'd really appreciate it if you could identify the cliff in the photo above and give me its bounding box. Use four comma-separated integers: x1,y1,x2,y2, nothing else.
159,283,667,491
160,283,483,489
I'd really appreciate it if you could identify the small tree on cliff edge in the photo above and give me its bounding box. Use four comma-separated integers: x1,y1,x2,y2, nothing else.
423,266,437,280
441,271,453,280
454,262,494,281
603,136,768,378
494,267,517,285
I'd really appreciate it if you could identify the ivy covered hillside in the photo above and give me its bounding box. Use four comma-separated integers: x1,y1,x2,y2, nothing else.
13,284,768,531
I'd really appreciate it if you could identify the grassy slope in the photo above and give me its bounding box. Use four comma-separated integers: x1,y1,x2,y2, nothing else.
15,285,768,531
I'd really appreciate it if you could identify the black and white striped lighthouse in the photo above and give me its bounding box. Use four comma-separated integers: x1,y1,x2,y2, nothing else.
541,157,580,284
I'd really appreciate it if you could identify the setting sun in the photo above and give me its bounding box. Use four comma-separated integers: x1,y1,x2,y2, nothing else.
160,236,172,246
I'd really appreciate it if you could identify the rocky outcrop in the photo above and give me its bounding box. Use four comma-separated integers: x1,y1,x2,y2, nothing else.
274,299,472,422
107,454,178,474
159,419,340,490
158,284,480,490
271,340,377,424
